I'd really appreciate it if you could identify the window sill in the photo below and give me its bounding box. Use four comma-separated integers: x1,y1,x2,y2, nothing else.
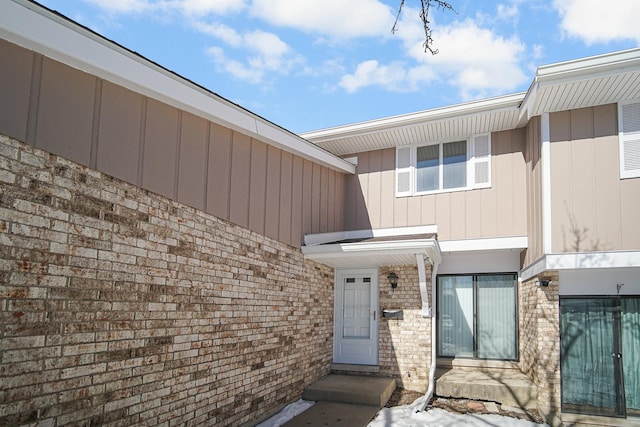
561,412,640,427
396,184,491,198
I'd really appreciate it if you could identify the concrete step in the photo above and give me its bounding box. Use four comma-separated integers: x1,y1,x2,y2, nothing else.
435,368,537,408
302,374,396,407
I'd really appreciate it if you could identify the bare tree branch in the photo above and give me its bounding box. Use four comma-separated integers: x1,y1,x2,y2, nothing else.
392,0,456,54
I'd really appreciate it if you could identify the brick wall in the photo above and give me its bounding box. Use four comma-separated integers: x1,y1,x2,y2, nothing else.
378,265,432,392
518,279,538,384
518,274,561,422
0,135,334,426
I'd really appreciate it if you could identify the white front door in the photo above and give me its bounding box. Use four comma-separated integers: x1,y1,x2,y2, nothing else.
334,269,379,365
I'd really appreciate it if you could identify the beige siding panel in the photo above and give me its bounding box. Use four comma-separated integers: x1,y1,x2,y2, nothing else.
524,116,543,266
327,169,336,232
177,112,208,211
594,135,622,249
353,154,370,230
620,178,640,250
229,132,251,229
302,159,314,235
550,111,571,143
0,39,33,141
393,196,408,228
593,104,617,137
511,128,528,235
291,156,304,246
279,152,293,244
407,196,422,227
249,139,267,235
465,190,482,238
265,145,281,240
142,99,178,199
569,107,594,140
494,131,517,237
434,193,451,239
549,106,633,253
335,172,345,232
367,150,383,229
420,194,436,227
550,138,573,252
312,163,322,233
448,192,466,240
206,123,232,221
319,166,328,233
36,57,96,166
380,149,396,229
569,137,597,251
97,81,143,185
480,186,498,238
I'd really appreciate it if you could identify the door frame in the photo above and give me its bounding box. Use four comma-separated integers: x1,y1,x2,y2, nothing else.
333,268,379,365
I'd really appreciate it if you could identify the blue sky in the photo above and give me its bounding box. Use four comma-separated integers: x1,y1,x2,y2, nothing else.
38,0,640,133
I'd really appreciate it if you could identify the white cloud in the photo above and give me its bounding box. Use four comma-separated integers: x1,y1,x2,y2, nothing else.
193,21,243,46
206,46,263,83
250,0,396,39
554,0,640,45
205,30,302,84
83,0,245,16
171,0,246,16
83,0,150,13
496,3,519,22
341,13,527,99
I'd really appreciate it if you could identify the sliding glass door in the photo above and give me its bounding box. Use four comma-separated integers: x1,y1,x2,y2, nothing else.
561,297,640,418
438,274,517,360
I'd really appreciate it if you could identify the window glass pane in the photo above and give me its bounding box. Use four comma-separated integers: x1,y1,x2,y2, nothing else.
443,140,466,189
561,298,618,416
622,298,640,414
416,144,439,192
438,276,473,357
477,275,516,359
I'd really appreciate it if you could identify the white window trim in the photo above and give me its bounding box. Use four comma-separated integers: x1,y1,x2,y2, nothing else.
396,133,491,197
619,99,640,179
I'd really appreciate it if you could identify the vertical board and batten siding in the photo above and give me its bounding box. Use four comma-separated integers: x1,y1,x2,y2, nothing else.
0,38,344,247
523,116,544,267
343,128,527,241
549,104,640,252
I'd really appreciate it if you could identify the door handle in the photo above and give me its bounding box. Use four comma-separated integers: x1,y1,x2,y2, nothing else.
611,353,622,359
373,310,376,321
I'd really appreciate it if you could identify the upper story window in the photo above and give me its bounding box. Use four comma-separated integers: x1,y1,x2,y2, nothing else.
396,134,491,197
619,100,640,179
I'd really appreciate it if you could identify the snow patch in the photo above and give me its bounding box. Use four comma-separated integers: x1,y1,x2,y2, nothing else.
256,399,315,427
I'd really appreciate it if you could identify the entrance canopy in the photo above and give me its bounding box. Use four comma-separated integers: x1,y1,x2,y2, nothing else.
301,226,441,268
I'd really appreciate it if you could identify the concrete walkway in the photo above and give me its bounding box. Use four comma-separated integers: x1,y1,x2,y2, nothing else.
282,375,396,427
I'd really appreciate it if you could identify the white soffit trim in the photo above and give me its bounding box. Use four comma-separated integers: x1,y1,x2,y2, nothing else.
520,251,640,281
0,0,354,174
302,239,442,268
300,93,525,142
438,236,528,253
303,225,438,247
541,113,552,254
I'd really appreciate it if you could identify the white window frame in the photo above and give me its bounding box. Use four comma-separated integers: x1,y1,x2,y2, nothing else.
395,133,491,197
619,99,640,179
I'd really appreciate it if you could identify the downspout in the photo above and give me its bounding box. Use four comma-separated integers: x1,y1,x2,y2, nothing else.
414,253,439,412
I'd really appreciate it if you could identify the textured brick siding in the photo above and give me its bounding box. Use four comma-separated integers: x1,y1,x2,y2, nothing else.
378,265,432,392
0,135,334,426
518,275,561,415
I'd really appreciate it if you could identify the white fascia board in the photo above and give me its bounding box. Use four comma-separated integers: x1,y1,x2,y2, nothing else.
303,225,438,247
0,0,354,174
535,47,640,83
520,251,640,281
300,93,525,143
438,236,528,253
